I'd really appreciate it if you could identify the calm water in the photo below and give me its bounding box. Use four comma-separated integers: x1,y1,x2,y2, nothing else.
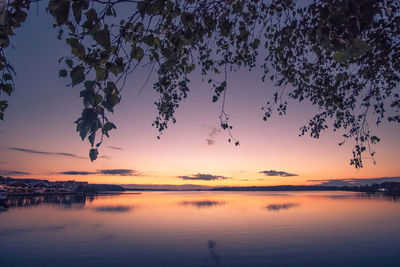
0,191,399,267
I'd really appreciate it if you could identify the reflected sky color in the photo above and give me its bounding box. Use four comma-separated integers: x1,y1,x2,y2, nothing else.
1,191,399,266
0,4,399,186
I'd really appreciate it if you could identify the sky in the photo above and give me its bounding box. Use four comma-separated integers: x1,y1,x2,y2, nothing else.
0,3,399,187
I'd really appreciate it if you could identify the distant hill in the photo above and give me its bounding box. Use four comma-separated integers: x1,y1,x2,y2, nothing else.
121,184,213,191
213,183,400,196
212,185,358,191
93,184,125,191
2,176,399,195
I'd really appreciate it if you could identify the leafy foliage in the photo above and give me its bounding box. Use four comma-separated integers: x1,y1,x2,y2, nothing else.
0,0,399,167
0,0,30,120
261,0,400,168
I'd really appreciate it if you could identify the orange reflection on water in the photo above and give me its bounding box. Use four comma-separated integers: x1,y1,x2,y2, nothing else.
1,191,400,267
61,191,398,238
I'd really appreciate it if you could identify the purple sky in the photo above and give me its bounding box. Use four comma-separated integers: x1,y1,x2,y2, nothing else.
0,3,399,186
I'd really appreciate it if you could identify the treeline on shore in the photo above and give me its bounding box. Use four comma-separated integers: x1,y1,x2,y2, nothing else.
358,182,400,195
2,176,400,196
213,182,400,196
0,175,125,195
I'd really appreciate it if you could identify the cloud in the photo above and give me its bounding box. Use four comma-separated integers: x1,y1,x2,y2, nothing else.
259,170,298,177
56,152,83,158
205,126,219,145
56,169,141,176
98,169,140,176
309,177,400,186
178,173,231,181
0,170,31,176
99,155,112,159
108,146,124,150
59,171,96,176
8,147,86,159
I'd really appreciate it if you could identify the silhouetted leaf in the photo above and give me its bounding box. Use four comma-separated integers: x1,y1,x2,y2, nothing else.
71,0,88,24
65,59,73,68
70,66,85,86
0,101,8,112
88,131,96,146
143,34,154,46
93,27,111,49
89,148,98,161
131,46,144,61
84,80,96,90
59,69,68,77
66,38,86,59
48,0,70,26
3,74,12,81
0,83,12,96
102,121,116,137
95,67,107,81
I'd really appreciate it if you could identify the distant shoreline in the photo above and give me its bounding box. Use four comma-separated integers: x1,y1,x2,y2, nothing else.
2,174,399,196
124,183,400,196
124,185,369,192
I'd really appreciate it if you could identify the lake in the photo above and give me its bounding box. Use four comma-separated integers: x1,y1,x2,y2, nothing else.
0,191,399,266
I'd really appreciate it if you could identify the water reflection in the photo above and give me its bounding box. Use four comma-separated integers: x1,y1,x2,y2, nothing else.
266,203,299,212
0,194,93,210
0,205,7,213
97,232,115,241
94,205,132,213
180,200,226,209
0,191,399,267
305,192,399,202
0,224,70,237
208,240,221,266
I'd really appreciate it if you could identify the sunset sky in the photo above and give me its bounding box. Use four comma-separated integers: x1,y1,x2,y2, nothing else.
0,5,399,187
